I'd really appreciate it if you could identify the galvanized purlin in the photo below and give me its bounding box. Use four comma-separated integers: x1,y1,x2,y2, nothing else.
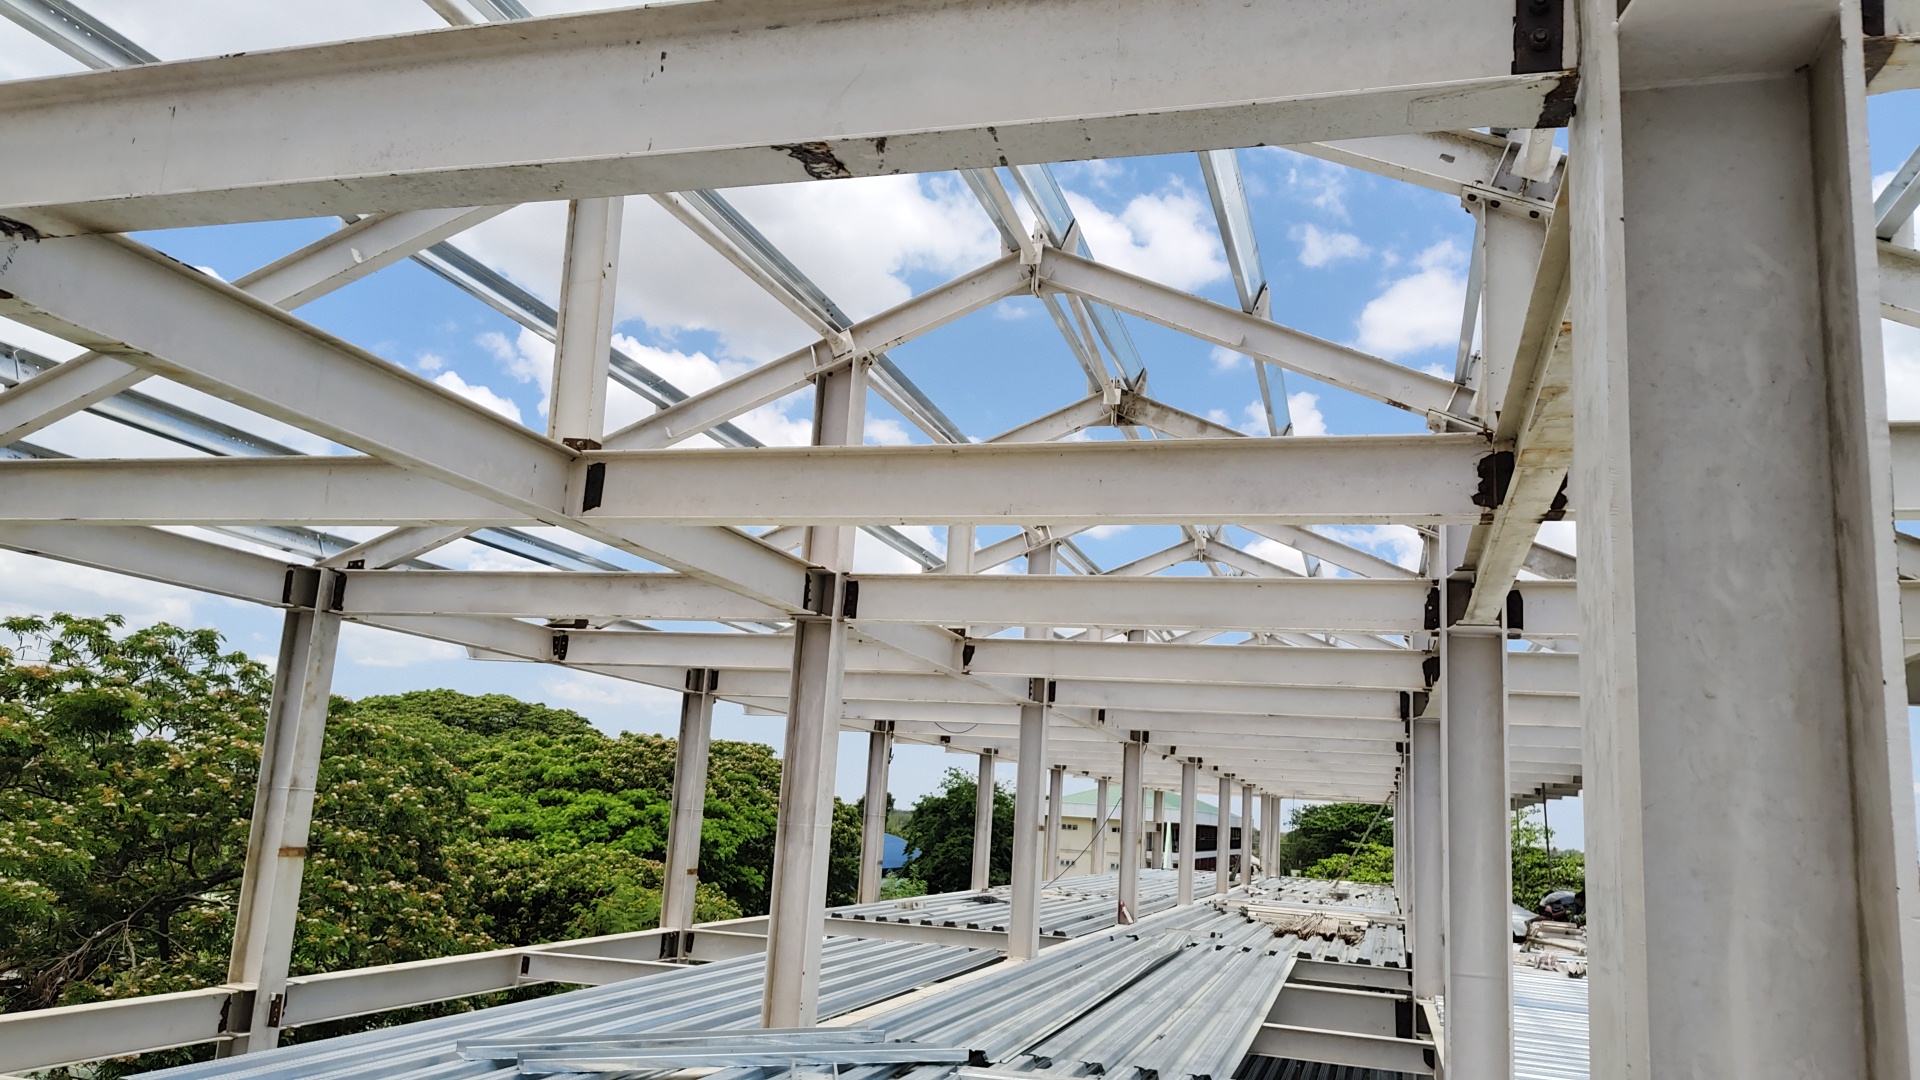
515,1043,973,1072
459,1029,889,1060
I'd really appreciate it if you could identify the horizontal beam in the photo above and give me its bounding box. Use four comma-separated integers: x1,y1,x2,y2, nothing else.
1248,1023,1435,1073
0,0,1569,234
1038,249,1467,418
579,435,1491,526
0,986,239,1072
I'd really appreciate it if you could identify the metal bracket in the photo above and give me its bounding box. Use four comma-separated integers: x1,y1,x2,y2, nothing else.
1512,0,1565,74
580,461,607,512
550,632,570,661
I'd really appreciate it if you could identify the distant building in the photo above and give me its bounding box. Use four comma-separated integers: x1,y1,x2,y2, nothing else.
1052,788,1243,877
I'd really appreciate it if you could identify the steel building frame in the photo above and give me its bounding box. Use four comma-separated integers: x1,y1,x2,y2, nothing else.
2,0,1920,1075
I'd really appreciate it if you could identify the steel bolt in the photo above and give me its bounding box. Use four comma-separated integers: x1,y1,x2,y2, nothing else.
1529,27,1553,50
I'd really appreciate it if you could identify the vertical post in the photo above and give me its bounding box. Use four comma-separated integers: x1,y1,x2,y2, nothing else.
1118,740,1143,922
1569,6,1920,1073
1178,760,1198,905
971,751,996,891
1443,612,1511,1079
856,722,893,905
1393,777,1409,909
1008,680,1050,959
1263,794,1278,877
946,523,975,575
1215,774,1233,895
548,197,623,446
1046,764,1065,883
1239,782,1256,887
1149,789,1165,869
1411,713,1444,1001
662,669,716,930
222,595,342,1054
1092,777,1110,877
762,347,864,1029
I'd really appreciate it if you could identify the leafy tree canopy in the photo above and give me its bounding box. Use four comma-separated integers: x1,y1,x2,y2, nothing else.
1279,801,1394,875
897,768,1014,894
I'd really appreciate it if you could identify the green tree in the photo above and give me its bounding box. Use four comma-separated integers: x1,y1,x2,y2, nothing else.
897,769,1014,893
1301,841,1395,883
1278,801,1393,876
1511,806,1584,909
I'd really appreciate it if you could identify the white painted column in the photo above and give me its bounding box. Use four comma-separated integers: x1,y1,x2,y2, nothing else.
1392,776,1409,910
856,722,893,905
1008,682,1050,959
761,354,865,1029
1443,618,1510,1079
1215,774,1233,896
1239,782,1256,887
1092,777,1109,877
971,751,996,891
1411,714,1444,1002
222,595,342,1054
548,196,623,446
1570,6,1920,1073
662,669,716,930
1118,740,1143,921
946,523,975,575
1046,764,1065,883
1178,761,1198,905
1148,789,1165,870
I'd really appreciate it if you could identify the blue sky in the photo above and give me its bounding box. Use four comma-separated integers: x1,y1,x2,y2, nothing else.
3,5,1920,845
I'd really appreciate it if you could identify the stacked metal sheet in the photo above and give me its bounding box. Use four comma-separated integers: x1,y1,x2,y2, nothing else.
1513,965,1588,1080
132,937,990,1080
1227,878,1407,969
828,869,1216,939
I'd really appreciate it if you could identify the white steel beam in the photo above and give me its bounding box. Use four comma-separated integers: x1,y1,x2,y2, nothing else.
1118,739,1143,919
0,0,1569,235
971,751,996,892
1008,687,1048,959
233,206,510,310
575,434,1491,526
1036,249,1469,419
857,723,893,905
548,197,624,445
853,576,1429,633
0,522,290,606
1177,761,1197,903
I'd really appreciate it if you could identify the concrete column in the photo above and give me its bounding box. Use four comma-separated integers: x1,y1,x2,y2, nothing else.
856,723,893,904
222,599,342,1054
971,751,996,891
1091,777,1109,877
548,196,622,445
1410,714,1444,1002
1148,789,1165,869
662,669,716,929
1008,683,1050,959
1239,782,1256,887
1215,774,1233,895
1118,741,1143,921
1443,619,1510,1079
762,354,864,1029
1046,765,1065,883
1178,761,1198,905
1569,8,1920,1074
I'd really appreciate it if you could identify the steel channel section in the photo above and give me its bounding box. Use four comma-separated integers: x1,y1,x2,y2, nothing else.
1148,788,1165,870
1092,777,1110,876
1117,741,1143,922
1239,782,1257,888
971,751,996,892
1046,765,1065,883
857,726,892,905
1008,689,1050,959
662,675,715,930
1442,617,1511,1077
220,601,342,1055
1216,774,1235,895
1410,714,1444,1001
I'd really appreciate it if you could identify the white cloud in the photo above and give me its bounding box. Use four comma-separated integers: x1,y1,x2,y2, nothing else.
338,622,465,668
1083,524,1132,540
415,352,446,373
1286,391,1328,436
433,371,523,424
865,417,914,446
1885,320,1920,421
1294,224,1369,268
1355,241,1468,360
0,549,199,626
69,0,442,61
1318,525,1427,571
1063,188,1228,291
1209,345,1249,372
1244,538,1310,575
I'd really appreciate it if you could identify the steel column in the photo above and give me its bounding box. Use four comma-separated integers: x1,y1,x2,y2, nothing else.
1239,782,1256,887
1046,764,1065,883
1443,620,1510,1079
662,669,716,929
1118,740,1143,921
221,599,342,1054
1092,777,1110,876
971,750,996,891
1148,788,1165,869
856,723,893,905
1216,774,1234,895
1008,682,1050,959
1570,7,1920,1073
1178,761,1198,904
1410,714,1444,1001
548,197,623,445
760,357,865,1028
